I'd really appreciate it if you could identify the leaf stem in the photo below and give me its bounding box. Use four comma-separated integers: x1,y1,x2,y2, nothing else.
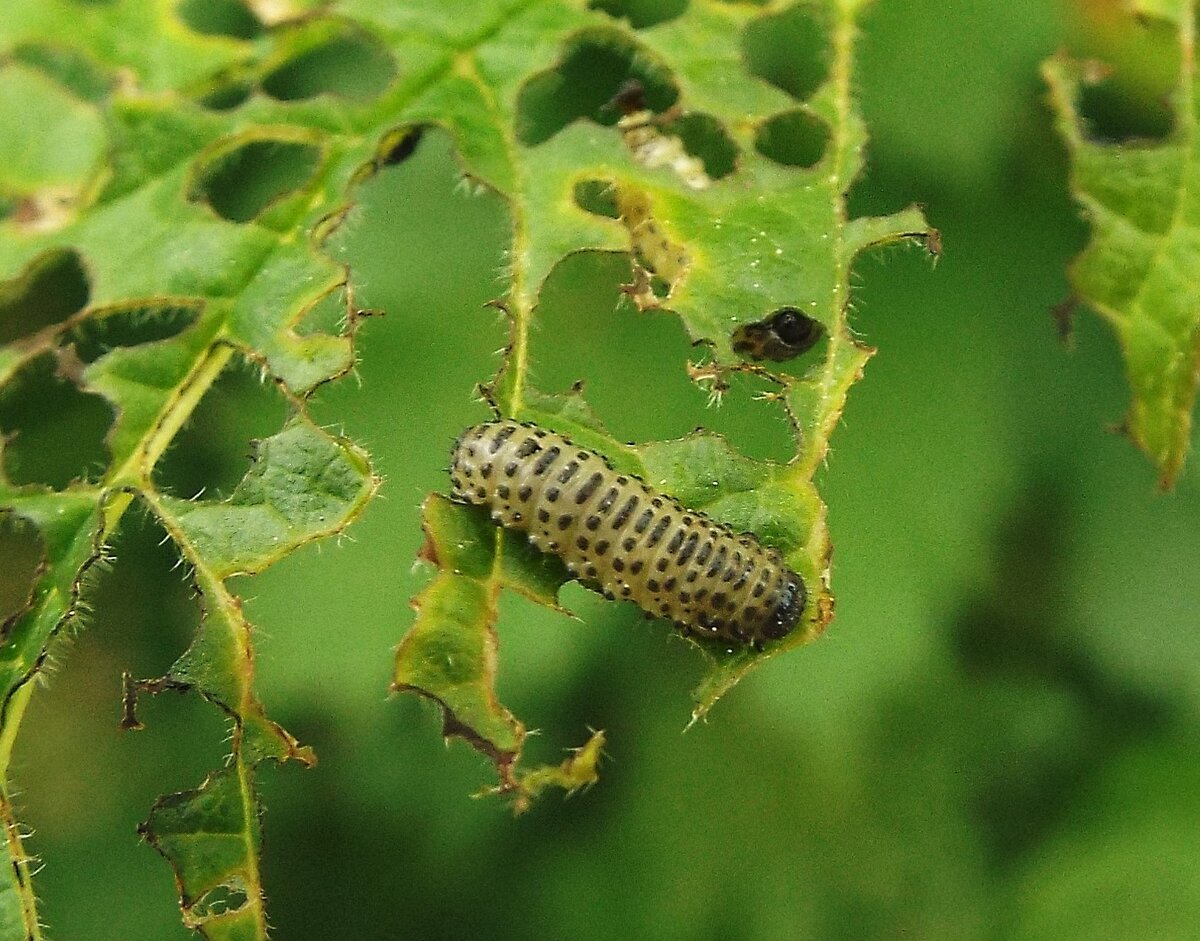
0,777,43,941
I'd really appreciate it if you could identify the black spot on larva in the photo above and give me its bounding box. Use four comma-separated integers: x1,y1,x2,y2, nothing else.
612,495,639,529
532,446,560,475
450,421,806,646
575,471,604,504
491,425,518,452
597,487,620,514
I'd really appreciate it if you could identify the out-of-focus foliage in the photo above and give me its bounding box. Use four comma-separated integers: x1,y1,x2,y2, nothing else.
1047,0,1200,488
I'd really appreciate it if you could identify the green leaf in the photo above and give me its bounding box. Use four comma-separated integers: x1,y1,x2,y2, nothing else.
1044,7,1200,488
393,1,931,801
0,0,930,930
1,1,380,935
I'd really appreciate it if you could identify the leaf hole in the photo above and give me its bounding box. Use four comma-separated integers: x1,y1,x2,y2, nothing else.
0,248,91,346
574,179,620,219
743,3,830,102
192,883,251,921
532,253,794,462
0,511,45,632
189,137,321,223
588,0,688,29
515,29,679,146
66,301,201,363
197,80,254,111
1077,76,1174,144
0,352,114,488
177,0,264,39
662,112,739,181
152,353,289,501
262,23,397,102
754,108,829,168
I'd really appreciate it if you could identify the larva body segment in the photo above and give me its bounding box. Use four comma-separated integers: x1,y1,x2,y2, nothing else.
449,421,805,648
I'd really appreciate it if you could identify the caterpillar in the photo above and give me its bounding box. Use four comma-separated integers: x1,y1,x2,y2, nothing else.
449,421,805,649
731,307,824,363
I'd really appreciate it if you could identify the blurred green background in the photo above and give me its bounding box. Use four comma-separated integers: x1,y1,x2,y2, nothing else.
5,0,1200,938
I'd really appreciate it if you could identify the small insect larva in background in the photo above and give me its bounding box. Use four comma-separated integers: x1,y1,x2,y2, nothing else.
731,307,825,363
449,421,806,648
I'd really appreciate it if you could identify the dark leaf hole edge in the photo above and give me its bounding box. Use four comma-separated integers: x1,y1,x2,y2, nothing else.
0,352,114,489
743,2,831,104
261,20,398,103
0,248,90,346
152,351,290,502
754,109,830,169
187,136,322,223
589,0,688,30
177,0,264,40
515,26,680,147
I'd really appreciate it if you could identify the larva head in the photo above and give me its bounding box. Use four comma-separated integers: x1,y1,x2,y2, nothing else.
761,571,806,641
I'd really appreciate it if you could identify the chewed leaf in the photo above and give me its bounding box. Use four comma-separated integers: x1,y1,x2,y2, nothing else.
1044,11,1200,488
394,493,590,806
141,766,271,940
390,0,931,805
